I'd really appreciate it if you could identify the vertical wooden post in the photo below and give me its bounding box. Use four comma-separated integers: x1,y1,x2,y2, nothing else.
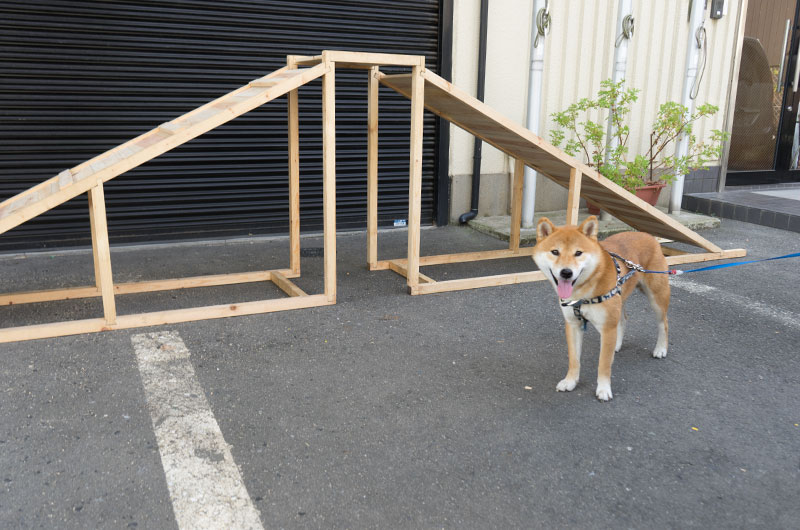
321,54,337,303
87,183,116,325
509,158,525,252
406,62,425,293
287,55,301,275
367,66,379,269
566,167,582,226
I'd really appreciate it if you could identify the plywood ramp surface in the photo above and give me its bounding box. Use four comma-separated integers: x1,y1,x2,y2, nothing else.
0,63,328,236
379,70,722,252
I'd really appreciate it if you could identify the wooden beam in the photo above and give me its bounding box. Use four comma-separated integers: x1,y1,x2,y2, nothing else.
385,260,435,284
376,247,536,269
88,183,116,325
0,269,298,307
665,248,746,266
367,66,380,269
0,294,333,344
287,55,301,274
405,63,425,291
509,158,525,252
321,53,337,303
565,167,582,225
271,271,307,297
660,246,689,257
411,270,547,295
0,63,329,238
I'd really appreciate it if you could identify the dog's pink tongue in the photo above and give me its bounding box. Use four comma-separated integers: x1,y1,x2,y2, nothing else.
557,278,574,299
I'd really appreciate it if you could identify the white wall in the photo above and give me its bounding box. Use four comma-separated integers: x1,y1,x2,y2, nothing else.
448,0,744,218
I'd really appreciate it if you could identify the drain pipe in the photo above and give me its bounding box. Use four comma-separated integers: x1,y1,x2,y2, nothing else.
601,0,634,221
670,0,707,213
458,0,489,224
521,0,550,228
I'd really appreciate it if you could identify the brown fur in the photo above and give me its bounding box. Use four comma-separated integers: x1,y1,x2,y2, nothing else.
532,216,670,401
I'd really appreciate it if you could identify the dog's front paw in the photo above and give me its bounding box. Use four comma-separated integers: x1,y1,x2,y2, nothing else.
556,378,578,392
595,384,613,401
652,346,667,359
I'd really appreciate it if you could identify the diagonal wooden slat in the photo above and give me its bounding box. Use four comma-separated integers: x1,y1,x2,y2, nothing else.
0,63,328,237
378,70,723,253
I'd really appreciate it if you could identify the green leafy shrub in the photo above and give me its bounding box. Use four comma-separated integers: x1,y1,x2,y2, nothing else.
549,79,729,192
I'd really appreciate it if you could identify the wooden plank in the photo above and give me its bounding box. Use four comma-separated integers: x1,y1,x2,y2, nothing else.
509,158,524,252
377,247,536,268
271,271,307,297
0,294,333,344
385,260,435,284
0,63,329,237
411,270,547,295
660,246,689,257
405,64,425,291
379,69,726,252
665,248,746,266
367,66,380,268
323,50,424,67
88,183,116,325
566,167,582,225
0,269,298,306
249,71,299,87
287,56,301,275
321,55,337,303
158,121,183,136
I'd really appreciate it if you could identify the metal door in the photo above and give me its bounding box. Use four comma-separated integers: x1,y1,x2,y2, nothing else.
727,0,800,185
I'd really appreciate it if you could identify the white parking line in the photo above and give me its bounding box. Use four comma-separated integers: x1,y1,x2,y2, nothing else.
132,331,263,530
671,278,800,331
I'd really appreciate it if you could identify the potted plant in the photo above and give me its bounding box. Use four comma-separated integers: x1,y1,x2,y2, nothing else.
549,79,729,210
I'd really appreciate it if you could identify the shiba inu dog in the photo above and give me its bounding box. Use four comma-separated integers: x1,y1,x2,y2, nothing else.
532,216,670,401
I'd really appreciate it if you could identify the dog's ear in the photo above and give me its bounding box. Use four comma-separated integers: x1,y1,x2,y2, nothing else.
579,216,599,240
536,217,556,241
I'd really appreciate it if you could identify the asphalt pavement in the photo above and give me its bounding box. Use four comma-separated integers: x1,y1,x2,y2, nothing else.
1,219,798,528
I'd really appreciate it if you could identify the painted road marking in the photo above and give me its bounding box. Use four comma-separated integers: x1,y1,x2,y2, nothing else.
672,278,800,331
132,331,263,530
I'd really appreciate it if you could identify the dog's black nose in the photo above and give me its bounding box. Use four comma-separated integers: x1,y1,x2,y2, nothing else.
559,268,573,279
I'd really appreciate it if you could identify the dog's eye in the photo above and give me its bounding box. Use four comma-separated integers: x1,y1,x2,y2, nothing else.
575,251,583,256
551,249,559,256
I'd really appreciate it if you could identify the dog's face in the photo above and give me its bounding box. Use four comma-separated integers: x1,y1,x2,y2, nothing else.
532,216,602,300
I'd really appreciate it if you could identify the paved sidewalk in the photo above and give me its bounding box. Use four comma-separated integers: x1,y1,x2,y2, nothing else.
1,220,799,528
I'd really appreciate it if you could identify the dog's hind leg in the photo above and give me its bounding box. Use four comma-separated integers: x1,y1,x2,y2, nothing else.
641,275,670,359
615,310,627,353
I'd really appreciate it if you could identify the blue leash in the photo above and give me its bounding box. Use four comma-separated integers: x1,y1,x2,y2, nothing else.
642,251,800,276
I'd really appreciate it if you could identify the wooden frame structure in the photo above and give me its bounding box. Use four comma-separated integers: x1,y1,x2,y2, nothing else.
370,67,746,295
0,50,746,341
0,52,351,343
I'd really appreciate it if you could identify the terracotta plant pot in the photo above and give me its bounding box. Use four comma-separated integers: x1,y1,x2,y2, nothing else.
634,181,667,206
585,181,666,214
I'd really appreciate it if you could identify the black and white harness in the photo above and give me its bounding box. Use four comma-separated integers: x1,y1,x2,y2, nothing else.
560,252,646,330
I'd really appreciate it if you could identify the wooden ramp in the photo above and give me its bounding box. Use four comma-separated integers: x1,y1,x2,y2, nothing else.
0,63,327,236
375,68,745,295
0,58,337,343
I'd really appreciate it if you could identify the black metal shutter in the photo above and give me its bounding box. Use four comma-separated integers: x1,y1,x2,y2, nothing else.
0,0,440,250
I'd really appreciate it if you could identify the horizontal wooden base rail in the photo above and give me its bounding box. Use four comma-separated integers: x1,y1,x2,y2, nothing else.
664,248,746,265
387,247,748,296
0,294,332,344
371,247,537,271
0,269,299,306
410,271,547,295
385,260,435,284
